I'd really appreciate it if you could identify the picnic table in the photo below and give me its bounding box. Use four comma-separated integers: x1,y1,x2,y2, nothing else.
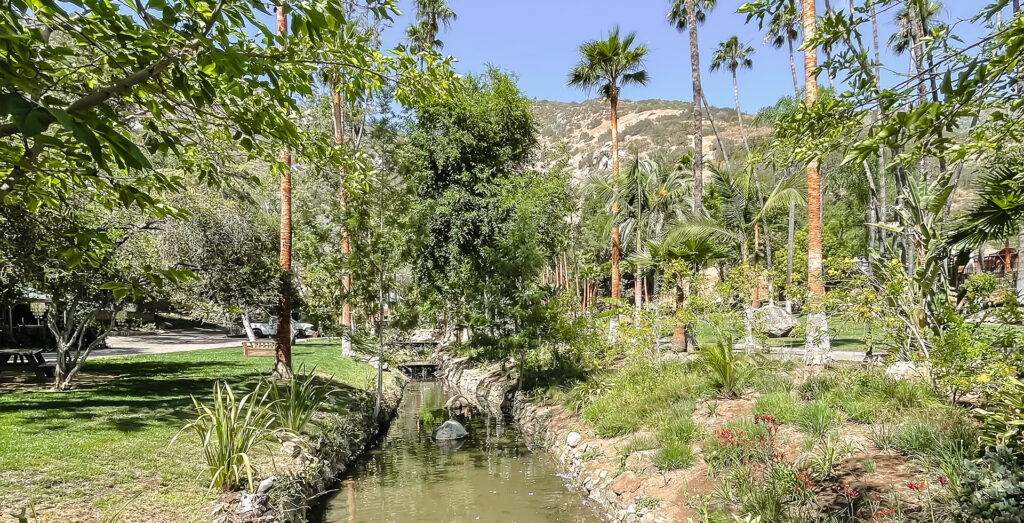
0,348,55,379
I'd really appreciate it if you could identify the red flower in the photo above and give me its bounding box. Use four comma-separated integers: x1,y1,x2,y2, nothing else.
908,481,925,491
937,475,948,486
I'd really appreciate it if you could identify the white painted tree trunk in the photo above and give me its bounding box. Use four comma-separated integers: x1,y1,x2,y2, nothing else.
804,311,832,365
241,313,257,342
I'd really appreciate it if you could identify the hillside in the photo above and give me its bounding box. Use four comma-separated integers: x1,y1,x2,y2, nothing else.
531,98,766,179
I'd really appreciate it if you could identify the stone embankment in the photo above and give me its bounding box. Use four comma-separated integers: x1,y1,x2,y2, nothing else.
433,350,685,522
220,374,405,522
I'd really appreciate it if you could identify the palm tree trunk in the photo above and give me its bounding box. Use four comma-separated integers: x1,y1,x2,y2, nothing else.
787,36,799,95
803,0,831,365
609,96,622,342
273,0,293,379
672,274,688,353
786,198,795,313
1017,224,1024,303
700,92,730,169
732,70,751,153
687,0,704,214
610,96,621,301
871,4,888,255
331,79,354,357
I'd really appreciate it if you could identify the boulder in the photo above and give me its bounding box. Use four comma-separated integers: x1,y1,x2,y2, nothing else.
754,304,797,338
885,361,930,381
610,471,642,495
431,419,469,440
566,431,582,448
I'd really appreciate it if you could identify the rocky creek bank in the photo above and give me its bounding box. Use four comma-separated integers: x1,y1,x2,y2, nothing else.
433,350,685,522
216,374,405,523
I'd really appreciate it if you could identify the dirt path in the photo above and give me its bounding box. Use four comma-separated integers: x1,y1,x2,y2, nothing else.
92,327,243,358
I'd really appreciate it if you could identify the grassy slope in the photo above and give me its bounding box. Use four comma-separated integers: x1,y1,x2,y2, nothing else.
0,340,385,521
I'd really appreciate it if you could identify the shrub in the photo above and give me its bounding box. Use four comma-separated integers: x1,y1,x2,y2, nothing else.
263,367,333,433
174,381,277,491
975,376,1024,456
701,337,751,396
956,446,1024,523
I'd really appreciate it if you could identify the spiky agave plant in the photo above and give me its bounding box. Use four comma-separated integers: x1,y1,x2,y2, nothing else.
263,364,333,433
172,381,277,491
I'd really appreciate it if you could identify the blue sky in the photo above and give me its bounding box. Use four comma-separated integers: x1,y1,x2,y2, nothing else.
381,0,993,112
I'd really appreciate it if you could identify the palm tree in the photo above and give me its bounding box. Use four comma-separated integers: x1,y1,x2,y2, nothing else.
765,0,801,96
408,0,456,53
587,157,689,311
802,0,831,364
568,27,650,305
949,152,1024,300
654,232,727,352
668,0,717,213
710,36,755,153
274,0,293,379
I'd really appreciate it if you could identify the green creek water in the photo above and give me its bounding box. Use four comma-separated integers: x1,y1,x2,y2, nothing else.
319,379,601,523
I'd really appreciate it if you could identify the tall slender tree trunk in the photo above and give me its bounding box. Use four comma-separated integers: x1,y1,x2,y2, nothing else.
1017,225,1024,303
687,0,704,213
871,5,888,254
803,0,831,365
609,95,621,342
787,36,800,95
786,198,795,313
273,1,293,379
331,80,354,357
732,70,751,153
672,274,689,353
700,92,730,169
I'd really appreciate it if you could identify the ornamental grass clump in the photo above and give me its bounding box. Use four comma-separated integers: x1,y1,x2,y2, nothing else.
173,381,277,491
264,365,333,433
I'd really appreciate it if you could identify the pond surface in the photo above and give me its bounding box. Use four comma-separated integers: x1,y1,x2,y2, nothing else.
320,379,600,523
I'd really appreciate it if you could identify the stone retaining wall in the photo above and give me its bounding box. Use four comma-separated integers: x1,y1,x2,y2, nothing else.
433,350,672,522
223,374,405,522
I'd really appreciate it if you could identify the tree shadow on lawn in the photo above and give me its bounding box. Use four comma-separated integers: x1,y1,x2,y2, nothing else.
0,359,279,434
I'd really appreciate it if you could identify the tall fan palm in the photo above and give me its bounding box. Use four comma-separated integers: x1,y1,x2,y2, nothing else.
802,0,831,364
409,0,456,53
568,26,650,304
765,0,801,96
668,0,717,213
710,36,755,153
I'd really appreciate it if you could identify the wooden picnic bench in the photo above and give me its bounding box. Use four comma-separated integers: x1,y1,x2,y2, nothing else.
242,340,276,357
0,348,55,379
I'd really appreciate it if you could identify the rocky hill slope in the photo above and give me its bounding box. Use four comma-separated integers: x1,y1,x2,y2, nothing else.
532,98,764,179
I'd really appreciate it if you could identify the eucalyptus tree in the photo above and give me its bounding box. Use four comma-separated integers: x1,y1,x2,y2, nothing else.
668,0,717,213
567,27,650,304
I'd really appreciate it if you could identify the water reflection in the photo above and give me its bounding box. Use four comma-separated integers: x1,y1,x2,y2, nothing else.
320,380,599,523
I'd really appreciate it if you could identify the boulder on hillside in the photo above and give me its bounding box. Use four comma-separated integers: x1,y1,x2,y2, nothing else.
754,304,797,338
431,420,469,440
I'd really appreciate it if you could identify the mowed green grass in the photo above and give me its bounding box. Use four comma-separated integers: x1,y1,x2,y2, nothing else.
694,318,872,352
0,340,384,521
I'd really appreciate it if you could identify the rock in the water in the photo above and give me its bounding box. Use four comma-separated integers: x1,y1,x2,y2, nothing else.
444,395,471,410
754,304,798,338
432,419,469,440
566,431,582,448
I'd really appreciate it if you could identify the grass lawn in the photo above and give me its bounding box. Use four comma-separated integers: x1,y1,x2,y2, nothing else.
694,318,872,352
0,340,386,522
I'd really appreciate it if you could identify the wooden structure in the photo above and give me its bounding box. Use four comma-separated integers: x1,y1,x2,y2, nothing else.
242,340,275,357
0,348,55,379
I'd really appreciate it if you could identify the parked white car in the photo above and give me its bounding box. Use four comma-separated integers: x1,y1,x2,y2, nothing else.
247,319,316,339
